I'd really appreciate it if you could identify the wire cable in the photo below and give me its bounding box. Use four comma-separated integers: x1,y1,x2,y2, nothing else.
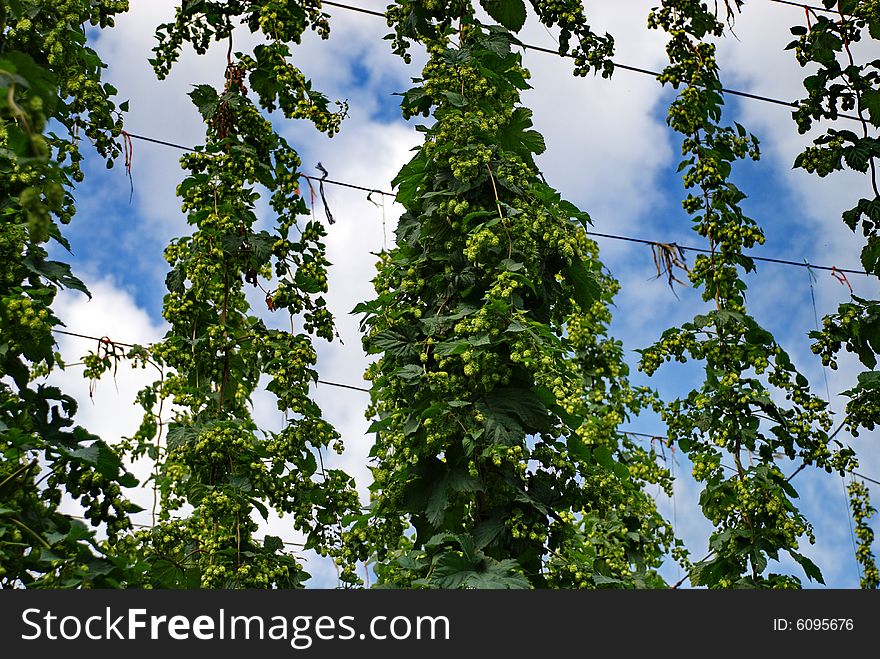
68,515,306,548
325,1,851,23
122,132,389,197
120,131,870,277
319,1,862,122
53,328,138,348
767,0,844,15
50,328,880,487
586,230,868,276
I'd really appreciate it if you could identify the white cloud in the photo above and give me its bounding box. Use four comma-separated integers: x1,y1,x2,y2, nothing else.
522,1,673,231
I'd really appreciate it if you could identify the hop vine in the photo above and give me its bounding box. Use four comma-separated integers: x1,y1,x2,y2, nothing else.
352,5,674,589
640,0,856,588
0,0,141,588
129,0,360,588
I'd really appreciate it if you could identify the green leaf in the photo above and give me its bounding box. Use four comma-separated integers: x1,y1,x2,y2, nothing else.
69,445,99,465
369,329,418,358
391,153,427,207
250,497,269,520
165,263,186,294
263,535,284,553
249,231,275,264
95,450,126,482
150,558,185,588
23,256,90,298
441,91,467,107
166,423,199,451
448,469,483,493
464,562,530,589
497,107,545,158
434,340,470,356
791,551,825,584
480,387,549,444
861,236,880,274
479,404,523,445
426,479,449,528
535,385,583,430
593,574,626,586
473,517,505,548
566,435,592,462
751,550,768,575
403,414,420,436
431,552,474,588
592,445,614,470
294,268,324,294
118,472,139,488
2,51,58,113
558,199,592,227
861,89,880,126
480,0,527,32
188,84,220,120
393,364,424,381
842,138,877,173
228,474,252,492
564,260,602,311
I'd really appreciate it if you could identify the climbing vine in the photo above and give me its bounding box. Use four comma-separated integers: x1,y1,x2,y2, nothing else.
786,0,880,588
385,0,614,77
123,0,360,588
350,2,675,589
790,1,880,430
0,0,141,587
639,0,856,588
848,477,879,587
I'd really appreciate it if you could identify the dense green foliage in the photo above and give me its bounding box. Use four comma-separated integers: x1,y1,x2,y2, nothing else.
786,0,880,587
1,0,877,590
639,0,857,588
0,0,140,587
351,9,674,588
122,0,360,588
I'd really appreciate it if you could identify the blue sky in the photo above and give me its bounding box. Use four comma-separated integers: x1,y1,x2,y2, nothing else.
46,1,880,588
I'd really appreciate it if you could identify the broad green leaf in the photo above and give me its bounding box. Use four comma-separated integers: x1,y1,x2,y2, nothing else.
434,340,470,356
480,0,527,32
442,91,467,107
592,445,614,469
566,435,592,462
69,445,100,465
791,551,825,584
394,364,424,381
369,329,418,358
426,479,449,527
564,260,602,311
473,517,505,548
861,89,880,126
263,535,284,553
294,268,324,294
22,256,91,298
593,574,626,586
188,84,220,120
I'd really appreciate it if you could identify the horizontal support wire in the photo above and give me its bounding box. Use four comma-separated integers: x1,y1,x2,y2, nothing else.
51,329,880,487
120,131,869,276
320,0,862,120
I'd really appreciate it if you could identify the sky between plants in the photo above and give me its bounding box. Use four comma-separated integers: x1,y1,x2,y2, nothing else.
45,0,880,588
